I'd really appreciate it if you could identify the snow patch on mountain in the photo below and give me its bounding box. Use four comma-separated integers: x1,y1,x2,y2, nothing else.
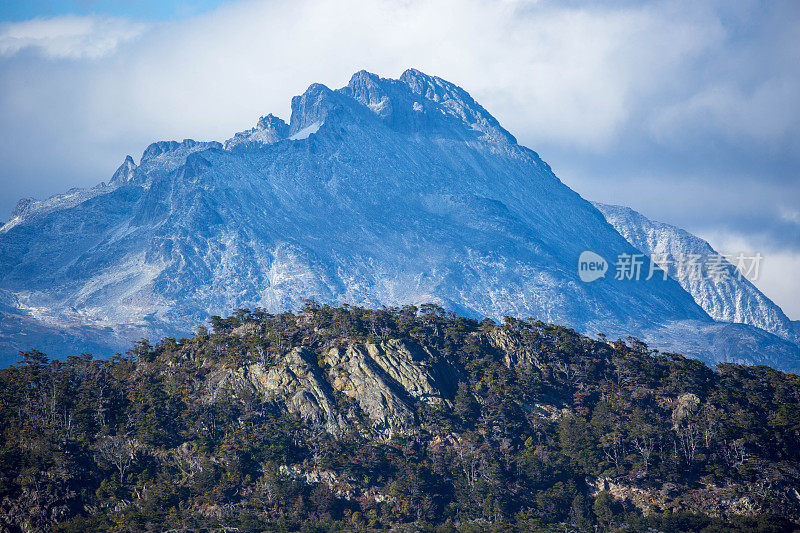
289,121,322,140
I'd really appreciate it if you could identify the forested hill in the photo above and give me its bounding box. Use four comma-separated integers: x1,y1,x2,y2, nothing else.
2,303,800,532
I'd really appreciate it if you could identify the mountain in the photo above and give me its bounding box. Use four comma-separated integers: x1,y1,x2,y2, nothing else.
594,203,799,346
2,306,799,531
1,69,798,371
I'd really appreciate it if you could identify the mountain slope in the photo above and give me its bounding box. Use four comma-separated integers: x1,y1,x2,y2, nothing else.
2,306,800,531
594,203,799,346
1,69,797,371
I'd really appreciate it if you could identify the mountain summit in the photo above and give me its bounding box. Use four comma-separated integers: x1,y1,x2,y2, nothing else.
1,69,798,370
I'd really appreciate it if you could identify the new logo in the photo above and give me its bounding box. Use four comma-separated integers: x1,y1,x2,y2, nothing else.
578,251,608,282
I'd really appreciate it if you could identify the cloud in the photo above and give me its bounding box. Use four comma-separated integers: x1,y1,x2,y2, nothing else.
650,80,800,150
781,207,800,226
0,15,147,59
0,0,745,149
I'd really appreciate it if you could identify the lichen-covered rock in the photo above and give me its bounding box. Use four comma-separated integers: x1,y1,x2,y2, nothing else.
363,340,443,403
201,338,461,437
324,344,416,436
246,347,344,435
487,327,546,372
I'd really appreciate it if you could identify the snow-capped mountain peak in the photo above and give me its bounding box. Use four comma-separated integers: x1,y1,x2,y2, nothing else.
110,155,137,185
224,113,289,151
399,68,516,143
338,69,516,144
288,82,344,135
1,69,798,372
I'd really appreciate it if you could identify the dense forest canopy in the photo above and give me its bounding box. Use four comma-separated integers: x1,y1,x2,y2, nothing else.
1,302,799,532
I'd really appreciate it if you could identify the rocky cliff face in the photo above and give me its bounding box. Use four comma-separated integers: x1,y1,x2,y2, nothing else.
247,347,344,434
487,326,548,372
209,337,459,439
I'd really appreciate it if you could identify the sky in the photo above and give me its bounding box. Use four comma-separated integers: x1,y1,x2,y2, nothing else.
0,0,798,318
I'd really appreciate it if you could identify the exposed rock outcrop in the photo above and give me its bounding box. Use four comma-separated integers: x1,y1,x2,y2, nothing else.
487,327,547,372
202,338,461,438
247,347,344,435
110,155,137,184
323,343,417,436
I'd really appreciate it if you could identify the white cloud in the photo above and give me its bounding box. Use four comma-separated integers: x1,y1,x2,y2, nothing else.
0,15,147,59
781,207,800,226
0,1,769,149
650,79,800,149
16,0,733,149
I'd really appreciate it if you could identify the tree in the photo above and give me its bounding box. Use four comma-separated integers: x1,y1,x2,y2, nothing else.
632,436,655,477
98,435,138,483
593,490,622,530
454,382,479,426
558,414,599,474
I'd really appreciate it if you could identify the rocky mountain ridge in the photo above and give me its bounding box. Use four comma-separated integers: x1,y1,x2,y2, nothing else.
595,203,799,346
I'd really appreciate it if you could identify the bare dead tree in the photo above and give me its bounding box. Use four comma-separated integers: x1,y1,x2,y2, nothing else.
557,361,574,381
723,439,747,466
256,345,268,367
95,383,108,428
632,436,655,477
699,404,718,449
49,373,58,427
99,436,138,483
676,422,698,466
256,463,278,510
369,315,379,338
478,454,500,487
456,440,480,488
601,431,623,473
524,410,546,444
